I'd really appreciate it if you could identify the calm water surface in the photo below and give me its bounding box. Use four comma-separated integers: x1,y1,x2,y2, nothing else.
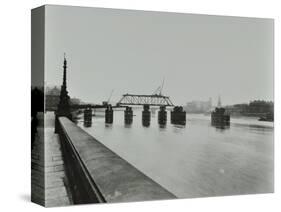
78,109,274,198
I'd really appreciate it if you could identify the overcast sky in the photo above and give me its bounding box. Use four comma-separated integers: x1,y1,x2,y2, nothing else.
45,5,273,106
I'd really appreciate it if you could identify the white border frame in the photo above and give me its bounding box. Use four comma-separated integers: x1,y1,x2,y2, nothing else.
0,0,279,211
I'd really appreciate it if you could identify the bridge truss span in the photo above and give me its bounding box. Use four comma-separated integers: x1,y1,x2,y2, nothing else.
117,94,174,107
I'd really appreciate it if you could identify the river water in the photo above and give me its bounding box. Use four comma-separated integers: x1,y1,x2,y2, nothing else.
78,109,274,198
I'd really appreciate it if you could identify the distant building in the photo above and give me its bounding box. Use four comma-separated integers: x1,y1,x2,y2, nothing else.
248,100,273,114
45,86,60,111
185,98,212,113
225,104,248,116
70,97,82,105
45,86,83,111
225,100,274,117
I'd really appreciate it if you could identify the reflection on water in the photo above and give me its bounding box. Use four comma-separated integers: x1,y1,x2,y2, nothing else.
78,110,274,198
211,122,230,130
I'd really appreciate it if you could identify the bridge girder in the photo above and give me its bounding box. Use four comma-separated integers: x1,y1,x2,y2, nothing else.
117,94,174,107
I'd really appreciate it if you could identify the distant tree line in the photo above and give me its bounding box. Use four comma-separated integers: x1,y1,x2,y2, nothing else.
31,86,44,149
31,86,44,116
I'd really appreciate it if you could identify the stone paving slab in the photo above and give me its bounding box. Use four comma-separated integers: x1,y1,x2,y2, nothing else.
44,112,72,206
31,112,72,207
31,113,45,206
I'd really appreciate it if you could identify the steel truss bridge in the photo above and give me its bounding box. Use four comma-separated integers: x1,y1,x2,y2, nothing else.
117,94,174,107
71,104,124,109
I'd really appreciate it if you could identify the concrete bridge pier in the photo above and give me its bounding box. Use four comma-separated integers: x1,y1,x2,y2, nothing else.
158,106,167,126
142,104,151,127
171,106,186,125
124,106,133,125
83,107,92,127
105,105,113,124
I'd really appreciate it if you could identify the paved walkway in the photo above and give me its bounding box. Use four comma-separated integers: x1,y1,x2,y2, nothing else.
31,112,72,207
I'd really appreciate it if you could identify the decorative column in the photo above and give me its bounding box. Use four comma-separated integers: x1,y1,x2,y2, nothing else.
55,55,72,132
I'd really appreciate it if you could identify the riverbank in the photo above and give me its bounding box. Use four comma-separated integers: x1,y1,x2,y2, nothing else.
57,116,176,203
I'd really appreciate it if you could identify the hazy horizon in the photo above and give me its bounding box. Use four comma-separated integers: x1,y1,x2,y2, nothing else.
45,5,274,106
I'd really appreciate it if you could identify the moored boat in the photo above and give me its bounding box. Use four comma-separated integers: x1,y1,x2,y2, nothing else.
258,112,274,122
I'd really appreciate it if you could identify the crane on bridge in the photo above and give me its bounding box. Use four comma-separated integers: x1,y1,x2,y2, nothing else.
152,78,165,96
102,89,114,106
117,79,174,107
